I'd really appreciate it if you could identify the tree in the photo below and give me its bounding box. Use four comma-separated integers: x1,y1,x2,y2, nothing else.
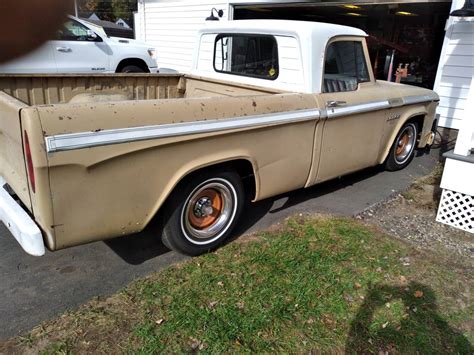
78,0,137,24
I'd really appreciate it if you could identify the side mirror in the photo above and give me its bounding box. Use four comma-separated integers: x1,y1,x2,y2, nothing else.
86,30,98,41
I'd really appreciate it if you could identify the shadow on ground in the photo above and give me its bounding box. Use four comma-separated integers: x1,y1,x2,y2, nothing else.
105,226,170,265
346,282,473,353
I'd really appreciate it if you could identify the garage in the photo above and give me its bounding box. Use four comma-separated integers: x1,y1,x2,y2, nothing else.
233,1,452,89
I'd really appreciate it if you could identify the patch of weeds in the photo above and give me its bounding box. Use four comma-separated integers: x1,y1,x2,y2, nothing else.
41,340,71,354
17,333,36,348
401,163,444,210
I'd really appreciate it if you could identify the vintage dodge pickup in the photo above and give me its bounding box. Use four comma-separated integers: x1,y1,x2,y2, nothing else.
0,20,438,256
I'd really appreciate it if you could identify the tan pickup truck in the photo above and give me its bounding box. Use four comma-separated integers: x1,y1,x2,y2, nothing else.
0,20,438,256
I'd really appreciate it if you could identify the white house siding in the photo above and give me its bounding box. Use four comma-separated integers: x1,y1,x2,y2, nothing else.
137,0,230,72
433,0,474,130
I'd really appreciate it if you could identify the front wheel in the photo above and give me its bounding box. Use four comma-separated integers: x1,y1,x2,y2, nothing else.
385,122,418,171
120,65,146,73
161,170,244,256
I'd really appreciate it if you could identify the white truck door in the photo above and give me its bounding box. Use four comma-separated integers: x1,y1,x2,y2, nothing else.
52,18,110,73
0,42,57,73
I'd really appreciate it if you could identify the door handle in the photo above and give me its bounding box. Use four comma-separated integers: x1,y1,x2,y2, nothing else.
56,47,72,53
326,100,347,108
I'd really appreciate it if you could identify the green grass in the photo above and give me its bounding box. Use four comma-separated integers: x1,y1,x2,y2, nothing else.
2,217,472,354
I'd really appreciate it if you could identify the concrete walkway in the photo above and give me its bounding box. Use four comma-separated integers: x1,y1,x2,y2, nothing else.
0,152,437,340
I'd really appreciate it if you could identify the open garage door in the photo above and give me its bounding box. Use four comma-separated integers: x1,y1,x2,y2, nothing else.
234,1,451,89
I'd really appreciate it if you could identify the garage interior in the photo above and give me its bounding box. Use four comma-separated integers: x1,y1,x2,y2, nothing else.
234,1,451,89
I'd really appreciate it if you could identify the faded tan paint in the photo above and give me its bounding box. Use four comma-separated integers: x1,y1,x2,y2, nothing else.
0,72,437,251
0,91,31,208
310,37,437,185
20,108,56,248
0,74,183,105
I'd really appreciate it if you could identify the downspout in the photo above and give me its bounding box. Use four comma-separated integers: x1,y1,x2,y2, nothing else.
138,0,147,41
143,0,147,42
228,3,234,20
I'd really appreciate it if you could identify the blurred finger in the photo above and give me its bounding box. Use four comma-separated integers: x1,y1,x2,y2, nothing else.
0,0,73,63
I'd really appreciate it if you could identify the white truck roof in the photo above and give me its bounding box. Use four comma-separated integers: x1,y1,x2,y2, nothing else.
193,20,368,93
200,20,367,38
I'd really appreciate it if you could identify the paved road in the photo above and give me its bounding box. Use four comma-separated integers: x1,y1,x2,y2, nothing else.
0,152,437,340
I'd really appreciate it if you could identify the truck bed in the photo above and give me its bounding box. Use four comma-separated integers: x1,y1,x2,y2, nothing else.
0,74,313,253
0,74,278,106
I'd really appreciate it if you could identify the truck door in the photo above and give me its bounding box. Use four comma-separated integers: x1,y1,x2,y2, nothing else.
312,37,388,184
52,18,110,73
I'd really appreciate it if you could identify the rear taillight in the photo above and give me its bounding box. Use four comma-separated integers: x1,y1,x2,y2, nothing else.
24,131,36,193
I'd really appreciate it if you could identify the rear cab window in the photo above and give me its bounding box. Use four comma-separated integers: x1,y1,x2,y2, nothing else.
323,40,370,93
214,34,279,80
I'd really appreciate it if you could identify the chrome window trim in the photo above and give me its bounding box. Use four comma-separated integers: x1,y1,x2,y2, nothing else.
45,108,321,153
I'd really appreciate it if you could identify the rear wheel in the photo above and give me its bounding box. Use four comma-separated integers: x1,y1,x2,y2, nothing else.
385,122,418,171
161,170,244,256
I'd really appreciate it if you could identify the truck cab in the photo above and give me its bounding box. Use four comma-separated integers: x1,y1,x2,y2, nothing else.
193,20,438,183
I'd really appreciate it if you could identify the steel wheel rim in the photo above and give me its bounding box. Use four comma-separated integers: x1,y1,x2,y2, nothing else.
181,178,237,245
395,124,416,164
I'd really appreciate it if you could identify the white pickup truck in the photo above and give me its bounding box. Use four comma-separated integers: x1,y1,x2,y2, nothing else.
0,16,158,74
0,20,438,256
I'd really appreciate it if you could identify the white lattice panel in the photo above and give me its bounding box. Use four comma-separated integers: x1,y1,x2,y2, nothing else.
436,189,474,233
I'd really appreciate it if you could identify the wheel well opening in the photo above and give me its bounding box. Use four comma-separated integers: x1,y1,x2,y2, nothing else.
407,115,425,140
116,58,150,73
181,160,256,201
226,160,256,201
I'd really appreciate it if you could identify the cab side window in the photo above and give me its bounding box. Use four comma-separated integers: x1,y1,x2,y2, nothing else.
57,20,91,41
323,41,370,93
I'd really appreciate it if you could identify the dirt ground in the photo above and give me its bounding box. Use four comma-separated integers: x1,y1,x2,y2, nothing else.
358,164,473,266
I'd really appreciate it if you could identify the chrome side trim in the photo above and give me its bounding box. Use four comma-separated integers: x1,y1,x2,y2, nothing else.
403,94,437,106
326,94,437,119
327,100,390,119
45,109,320,153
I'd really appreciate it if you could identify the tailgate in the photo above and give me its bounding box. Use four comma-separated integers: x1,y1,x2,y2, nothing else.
0,91,31,210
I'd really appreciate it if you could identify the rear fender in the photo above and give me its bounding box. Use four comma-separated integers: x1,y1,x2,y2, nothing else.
144,153,259,228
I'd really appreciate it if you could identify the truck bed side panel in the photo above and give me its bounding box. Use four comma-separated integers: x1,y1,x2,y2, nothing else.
37,93,320,249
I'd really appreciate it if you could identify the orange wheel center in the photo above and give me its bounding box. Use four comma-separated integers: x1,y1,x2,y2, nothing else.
188,189,223,230
396,133,410,156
